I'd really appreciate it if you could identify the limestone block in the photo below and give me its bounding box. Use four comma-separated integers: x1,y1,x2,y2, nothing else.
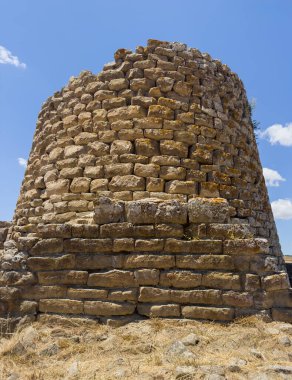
103,97,126,110
109,175,145,191
38,270,88,285
83,166,103,179
134,269,159,285
135,138,159,157
245,274,261,291
88,141,110,156
104,163,133,178
138,287,170,302
113,238,135,252
27,254,75,270
134,163,160,177
144,129,173,140
222,291,253,308
108,78,129,91
188,198,229,223
272,309,292,323
160,271,201,288
200,182,220,197
138,304,180,317
107,106,146,122
124,254,175,269
21,285,67,300
202,272,241,290
156,77,175,92
157,97,182,110
224,238,270,255
100,223,134,238
207,224,253,240
84,301,135,316
160,166,186,180
176,255,233,270
70,177,91,193
151,155,180,166
64,238,113,253
39,299,84,314
110,140,133,155
126,199,159,224
263,273,289,291
156,201,187,224
170,289,222,305
87,270,137,287
146,177,164,192
30,238,63,255
132,96,157,108
68,288,108,299
135,239,164,251
164,239,222,254
64,145,86,158
75,254,124,270
74,132,97,145
46,180,70,196
160,140,188,158
182,306,234,321
60,167,83,179
155,223,184,238
90,179,109,192
173,81,192,97
165,180,196,195
93,197,124,224
130,78,153,91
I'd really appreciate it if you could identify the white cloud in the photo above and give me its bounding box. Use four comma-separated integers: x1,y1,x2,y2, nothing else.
18,157,27,168
260,123,292,146
0,45,26,68
271,199,292,220
263,167,286,187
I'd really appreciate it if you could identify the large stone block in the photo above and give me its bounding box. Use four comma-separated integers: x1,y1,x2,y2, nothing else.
176,255,234,270
38,270,88,285
109,175,145,191
75,254,124,270
138,303,180,317
64,238,113,253
224,238,270,255
160,271,201,288
188,198,229,223
84,301,135,316
39,299,83,314
87,270,137,287
93,197,124,224
124,254,175,269
182,306,234,321
30,238,63,255
202,272,241,290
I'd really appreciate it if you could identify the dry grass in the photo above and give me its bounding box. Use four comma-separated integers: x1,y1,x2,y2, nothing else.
0,315,292,379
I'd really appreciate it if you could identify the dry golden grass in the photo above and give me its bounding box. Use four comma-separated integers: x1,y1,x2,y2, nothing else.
0,315,292,379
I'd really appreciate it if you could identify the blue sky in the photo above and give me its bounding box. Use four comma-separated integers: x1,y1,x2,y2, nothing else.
0,0,292,253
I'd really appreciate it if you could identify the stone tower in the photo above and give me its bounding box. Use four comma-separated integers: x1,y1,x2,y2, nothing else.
1,39,292,325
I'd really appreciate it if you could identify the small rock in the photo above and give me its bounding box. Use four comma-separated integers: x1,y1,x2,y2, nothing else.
198,365,225,376
266,365,292,374
278,336,291,346
7,373,20,380
247,372,269,380
167,340,187,356
20,326,38,349
278,323,292,334
250,349,265,359
66,361,79,379
115,368,130,378
228,358,247,372
265,327,279,335
205,375,225,380
181,333,200,346
175,366,195,379
40,343,59,356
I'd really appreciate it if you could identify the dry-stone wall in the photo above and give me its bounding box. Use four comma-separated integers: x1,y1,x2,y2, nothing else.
1,39,292,324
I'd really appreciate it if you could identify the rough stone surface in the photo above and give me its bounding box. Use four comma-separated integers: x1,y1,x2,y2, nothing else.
0,39,290,323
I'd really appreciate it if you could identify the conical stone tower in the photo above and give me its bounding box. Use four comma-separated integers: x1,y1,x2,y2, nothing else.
1,39,292,324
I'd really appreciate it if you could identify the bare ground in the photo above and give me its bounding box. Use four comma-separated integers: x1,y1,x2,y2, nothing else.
0,315,292,379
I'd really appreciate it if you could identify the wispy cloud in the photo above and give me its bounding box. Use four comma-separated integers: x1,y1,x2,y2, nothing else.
260,122,292,146
271,199,292,220
18,157,27,168
263,167,286,187
0,45,26,68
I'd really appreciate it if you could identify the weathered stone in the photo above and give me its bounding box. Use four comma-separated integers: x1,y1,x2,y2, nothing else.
124,254,175,269
88,270,137,287
224,239,270,255
134,269,159,285
39,299,83,314
84,301,135,316
38,271,88,285
188,197,230,223
109,175,145,191
182,306,234,321
160,271,201,288
202,272,241,290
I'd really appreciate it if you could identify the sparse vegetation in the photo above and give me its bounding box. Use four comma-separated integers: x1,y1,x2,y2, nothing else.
0,316,292,379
